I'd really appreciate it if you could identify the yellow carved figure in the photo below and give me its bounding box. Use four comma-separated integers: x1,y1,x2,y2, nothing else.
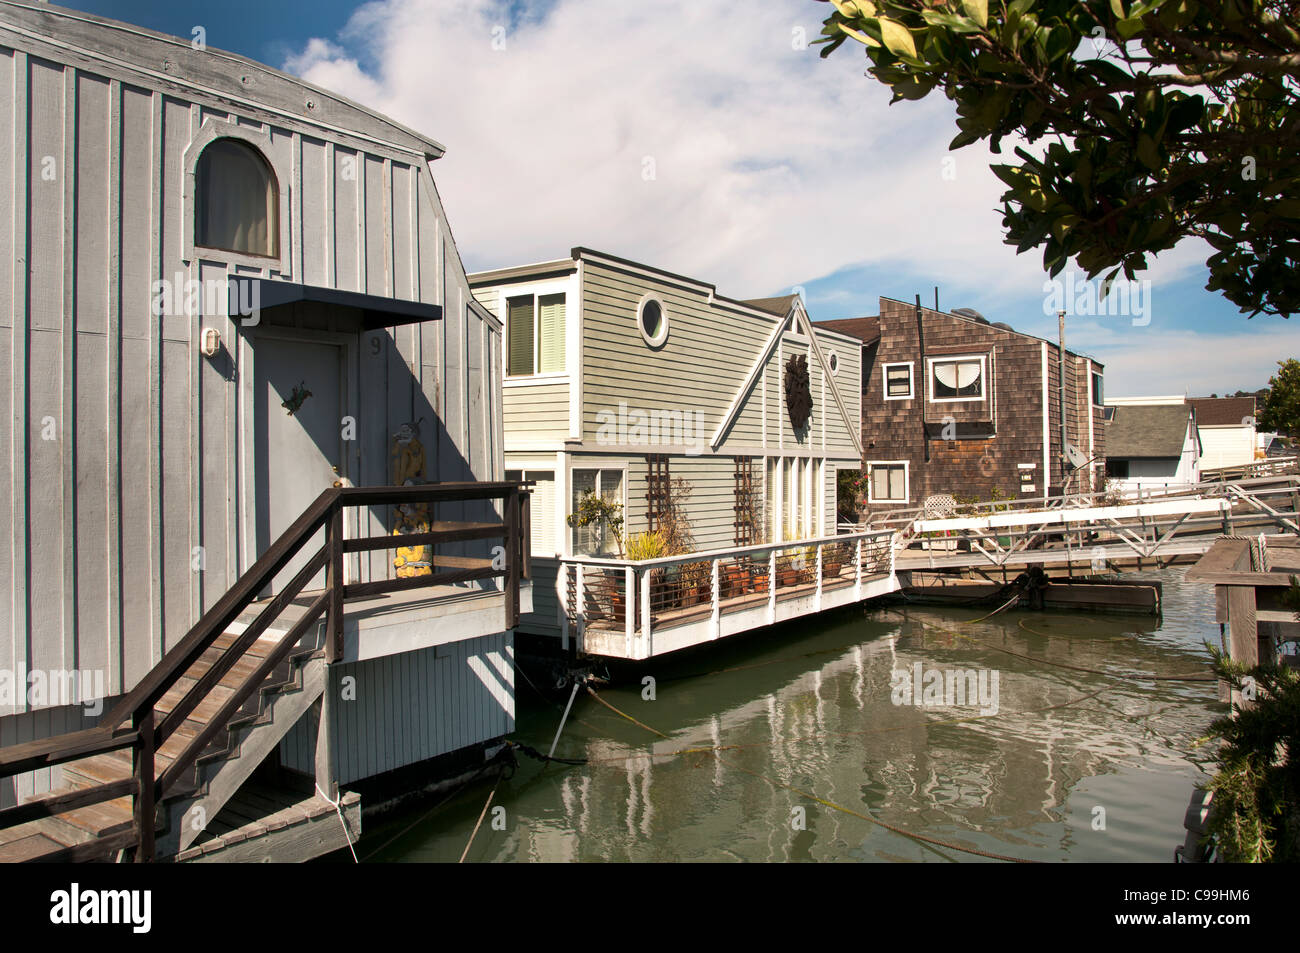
391,421,431,577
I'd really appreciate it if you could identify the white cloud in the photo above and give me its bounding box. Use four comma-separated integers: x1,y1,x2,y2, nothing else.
281,0,1217,302
1088,325,1295,396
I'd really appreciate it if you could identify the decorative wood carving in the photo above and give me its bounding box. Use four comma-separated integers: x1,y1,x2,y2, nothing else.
784,354,812,431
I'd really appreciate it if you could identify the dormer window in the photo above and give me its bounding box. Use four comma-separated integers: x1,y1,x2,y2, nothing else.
194,138,279,257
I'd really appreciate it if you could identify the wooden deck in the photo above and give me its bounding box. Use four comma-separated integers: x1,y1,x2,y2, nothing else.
176,782,360,863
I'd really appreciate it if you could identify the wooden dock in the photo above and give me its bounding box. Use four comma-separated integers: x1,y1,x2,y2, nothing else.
176,783,360,863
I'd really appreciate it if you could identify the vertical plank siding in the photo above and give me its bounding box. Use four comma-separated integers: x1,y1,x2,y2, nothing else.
278,634,516,785
0,36,502,725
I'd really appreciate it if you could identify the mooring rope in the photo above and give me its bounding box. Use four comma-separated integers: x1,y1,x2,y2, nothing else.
584,686,1047,863
458,773,502,864
316,782,359,864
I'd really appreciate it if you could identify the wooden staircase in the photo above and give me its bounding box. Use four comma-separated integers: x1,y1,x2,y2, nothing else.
0,629,323,861
0,481,531,862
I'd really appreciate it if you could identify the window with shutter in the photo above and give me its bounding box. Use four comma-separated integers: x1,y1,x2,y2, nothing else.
538,293,566,373
507,296,535,376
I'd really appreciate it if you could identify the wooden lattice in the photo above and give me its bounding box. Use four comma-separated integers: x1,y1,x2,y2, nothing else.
646,454,670,533
733,456,757,546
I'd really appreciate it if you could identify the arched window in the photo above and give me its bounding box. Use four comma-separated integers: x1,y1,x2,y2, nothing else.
194,138,279,257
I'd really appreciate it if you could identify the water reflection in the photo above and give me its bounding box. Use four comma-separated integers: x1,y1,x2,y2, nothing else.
363,568,1221,863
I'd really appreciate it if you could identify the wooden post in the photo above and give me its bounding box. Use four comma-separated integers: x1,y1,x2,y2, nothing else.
326,506,344,663
519,488,532,580
1227,584,1258,709
711,558,721,639
313,694,336,802
624,565,635,653
133,708,155,862
854,538,863,600
815,543,823,611
504,490,520,630
560,564,570,653
575,564,585,647
768,549,777,624
641,569,652,646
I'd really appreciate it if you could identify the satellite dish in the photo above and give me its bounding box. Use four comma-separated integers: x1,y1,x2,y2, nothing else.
1064,443,1088,470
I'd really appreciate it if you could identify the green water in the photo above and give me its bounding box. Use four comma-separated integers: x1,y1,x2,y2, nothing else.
361,567,1224,863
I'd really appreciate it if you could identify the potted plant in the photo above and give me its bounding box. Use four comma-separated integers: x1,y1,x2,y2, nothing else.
775,552,800,588
678,560,711,607
626,530,669,616
567,490,626,621
823,542,845,580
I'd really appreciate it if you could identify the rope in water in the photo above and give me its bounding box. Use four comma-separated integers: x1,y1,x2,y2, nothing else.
458,773,502,864
585,685,1044,863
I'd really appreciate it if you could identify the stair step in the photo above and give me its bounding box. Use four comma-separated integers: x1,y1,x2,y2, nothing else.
53,796,135,838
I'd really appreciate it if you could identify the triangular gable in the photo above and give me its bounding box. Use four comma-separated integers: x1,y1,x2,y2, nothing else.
710,298,862,455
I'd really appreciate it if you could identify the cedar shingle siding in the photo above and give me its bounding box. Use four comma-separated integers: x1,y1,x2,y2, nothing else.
823,298,1105,514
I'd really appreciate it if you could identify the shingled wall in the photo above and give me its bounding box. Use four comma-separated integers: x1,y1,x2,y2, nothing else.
859,298,1103,517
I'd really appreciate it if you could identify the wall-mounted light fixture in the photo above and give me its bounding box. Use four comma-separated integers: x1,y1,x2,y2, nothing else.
200,327,221,357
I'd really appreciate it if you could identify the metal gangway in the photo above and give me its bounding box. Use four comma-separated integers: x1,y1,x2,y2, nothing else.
855,470,1300,573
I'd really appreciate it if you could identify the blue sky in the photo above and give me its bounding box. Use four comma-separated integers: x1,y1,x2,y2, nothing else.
58,0,1296,397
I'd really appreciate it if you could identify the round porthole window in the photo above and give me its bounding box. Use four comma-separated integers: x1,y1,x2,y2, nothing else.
637,294,669,348
828,350,839,375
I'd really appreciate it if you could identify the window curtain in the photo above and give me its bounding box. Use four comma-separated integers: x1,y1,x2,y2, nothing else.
196,139,277,256
933,361,981,390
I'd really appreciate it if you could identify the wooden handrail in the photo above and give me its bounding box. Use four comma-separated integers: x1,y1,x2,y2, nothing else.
0,480,531,862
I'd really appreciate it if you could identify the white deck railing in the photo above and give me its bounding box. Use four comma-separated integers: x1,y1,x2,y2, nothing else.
557,527,895,655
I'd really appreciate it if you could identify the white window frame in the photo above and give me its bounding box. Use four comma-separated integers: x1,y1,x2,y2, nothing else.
882,361,915,401
927,354,987,403
501,281,569,383
569,465,628,556
636,293,670,348
505,466,558,556
1091,370,1104,407
866,460,909,504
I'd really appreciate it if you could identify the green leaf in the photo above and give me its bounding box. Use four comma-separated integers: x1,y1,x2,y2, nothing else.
877,16,917,58
1115,16,1144,39
1109,0,1126,18
836,21,881,48
961,0,988,29
919,10,982,33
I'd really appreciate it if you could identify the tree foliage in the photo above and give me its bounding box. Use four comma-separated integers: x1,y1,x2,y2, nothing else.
1198,578,1300,862
814,0,1300,316
1259,357,1300,434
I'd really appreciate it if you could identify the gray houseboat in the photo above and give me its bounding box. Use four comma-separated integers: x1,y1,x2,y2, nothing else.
0,0,528,861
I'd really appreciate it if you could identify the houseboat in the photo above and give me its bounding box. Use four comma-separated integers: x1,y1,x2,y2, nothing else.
817,298,1106,518
470,249,896,660
0,0,528,861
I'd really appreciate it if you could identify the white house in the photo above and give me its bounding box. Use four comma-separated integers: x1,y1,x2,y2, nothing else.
1104,398,1201,495
1189,397,1258,470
